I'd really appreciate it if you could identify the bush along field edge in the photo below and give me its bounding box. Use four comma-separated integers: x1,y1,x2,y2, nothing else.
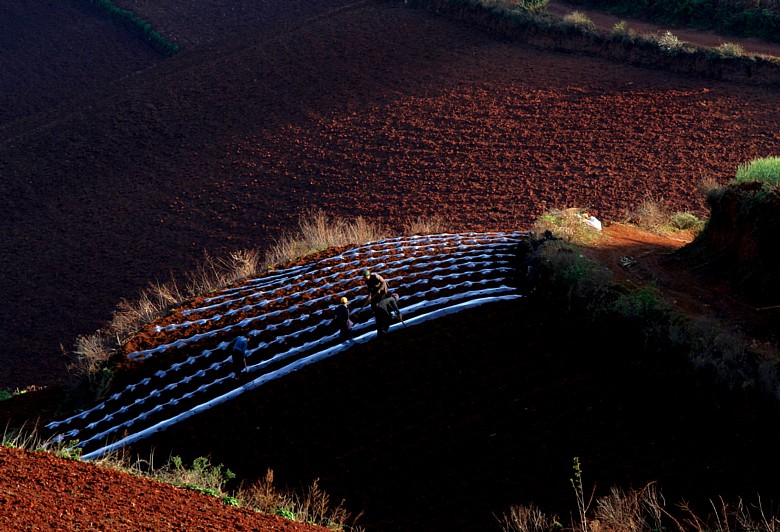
564,0,780,44
406,0,780,88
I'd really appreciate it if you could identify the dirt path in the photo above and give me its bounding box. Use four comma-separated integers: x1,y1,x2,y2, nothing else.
547,0,780,57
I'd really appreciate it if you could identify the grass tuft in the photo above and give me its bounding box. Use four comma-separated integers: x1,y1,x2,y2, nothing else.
655,30,685,55
716,42,745,57
563,11,596,31
264,210,387,266
624,199,704,236
534,208,604,246
733,156,780,187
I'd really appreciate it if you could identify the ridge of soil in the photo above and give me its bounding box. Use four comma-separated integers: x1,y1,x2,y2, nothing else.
3,1,780,530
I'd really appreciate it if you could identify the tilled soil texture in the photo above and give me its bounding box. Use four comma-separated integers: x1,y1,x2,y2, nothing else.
0,446,325,532
3,1,780,392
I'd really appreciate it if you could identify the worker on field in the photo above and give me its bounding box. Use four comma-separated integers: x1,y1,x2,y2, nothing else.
333,296,354,342
231,336,249,380
374,293,403,337
361,269,388,311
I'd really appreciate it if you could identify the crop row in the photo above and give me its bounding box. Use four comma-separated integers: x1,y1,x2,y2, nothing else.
47,232,527,459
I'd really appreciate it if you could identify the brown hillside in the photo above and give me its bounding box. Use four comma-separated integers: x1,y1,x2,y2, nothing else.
3,1,780,531
4,0,780,390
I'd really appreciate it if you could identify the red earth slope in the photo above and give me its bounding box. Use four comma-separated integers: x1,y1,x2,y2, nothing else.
4,0,780,390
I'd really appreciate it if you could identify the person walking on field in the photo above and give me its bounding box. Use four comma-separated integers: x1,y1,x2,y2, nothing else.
333,296,354,342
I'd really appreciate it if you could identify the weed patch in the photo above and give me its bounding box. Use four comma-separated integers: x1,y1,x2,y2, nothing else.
501,461,779,531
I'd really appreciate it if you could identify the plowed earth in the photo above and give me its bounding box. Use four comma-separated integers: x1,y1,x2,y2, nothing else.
4,0,780,391
3,1,780,531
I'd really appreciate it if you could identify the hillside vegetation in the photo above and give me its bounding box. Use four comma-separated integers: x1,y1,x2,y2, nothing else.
566,0,780,42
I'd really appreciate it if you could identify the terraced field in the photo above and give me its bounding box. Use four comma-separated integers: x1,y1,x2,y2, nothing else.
47,232,524,458
4,0,780,530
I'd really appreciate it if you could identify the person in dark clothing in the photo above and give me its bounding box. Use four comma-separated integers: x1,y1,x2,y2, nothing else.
374,293,403,337
361,269,388,311
333,296,353,342
231,336,249,379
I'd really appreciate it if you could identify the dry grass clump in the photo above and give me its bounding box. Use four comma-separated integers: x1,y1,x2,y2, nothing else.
263,210,387,266
107,249,260,345
591,484,665,531
501,481,780,532
67,248,261,397
235,469,357,530
716,42,745,58
611,20,635,38
624,199,704,235
498,503,560,531
534,208,604,246
563,11,596,31
404,214,447,235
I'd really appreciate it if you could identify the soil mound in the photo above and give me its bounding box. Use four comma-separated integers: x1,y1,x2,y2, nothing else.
688,182,780,305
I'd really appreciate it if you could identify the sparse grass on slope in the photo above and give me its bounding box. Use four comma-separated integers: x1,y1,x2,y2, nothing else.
500,463,780,531
561,0,780,43
2,428,359,530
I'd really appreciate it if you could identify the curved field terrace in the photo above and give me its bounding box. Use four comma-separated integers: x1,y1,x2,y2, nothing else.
46,232,524,458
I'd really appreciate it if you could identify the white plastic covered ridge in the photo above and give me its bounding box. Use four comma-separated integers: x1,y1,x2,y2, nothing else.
47,231,529,454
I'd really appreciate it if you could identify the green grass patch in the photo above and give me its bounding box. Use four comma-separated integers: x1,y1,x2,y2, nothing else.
733,156,780,187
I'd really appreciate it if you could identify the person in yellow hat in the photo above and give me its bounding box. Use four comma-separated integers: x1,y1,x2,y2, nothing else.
333,296,354,342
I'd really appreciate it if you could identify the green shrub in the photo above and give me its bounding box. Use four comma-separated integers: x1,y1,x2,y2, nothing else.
669,211,705,231
716,42,745,58
157,456,236,497
563,11,597,31
610,285,667,322
0,389,12,402
733,157,780,187
656,30,684,55
523,237,614,318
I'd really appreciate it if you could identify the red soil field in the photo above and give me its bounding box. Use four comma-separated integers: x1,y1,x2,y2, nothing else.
4,0,780,391
3,0,780,530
